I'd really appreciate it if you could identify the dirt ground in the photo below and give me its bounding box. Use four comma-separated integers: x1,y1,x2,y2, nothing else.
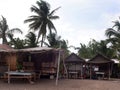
0,79,120,90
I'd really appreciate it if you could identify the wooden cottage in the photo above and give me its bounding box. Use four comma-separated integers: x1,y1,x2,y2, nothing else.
87,53,114,80
0,46,64,79
18,47,62,77
65,53,85,79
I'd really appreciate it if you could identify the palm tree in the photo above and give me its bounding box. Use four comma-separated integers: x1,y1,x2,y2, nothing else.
24,0,60,47
45,33,61,48
8,37,26,49
105,18,120,58
78,39,116,59
25,32,39,47
42,33,70,55
0,16,23,44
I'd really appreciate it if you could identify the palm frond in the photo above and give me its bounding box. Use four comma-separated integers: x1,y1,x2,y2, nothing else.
7,28,23,34
105,28,120,38
48,7,61,16
37,0,50,15
29,20,42,30
31,5,45,16
24,15,41,23
31,5,40,14
0,16,8,32
49,16,59,20
112,20,120,31
37,23,46,41
47,20,57,33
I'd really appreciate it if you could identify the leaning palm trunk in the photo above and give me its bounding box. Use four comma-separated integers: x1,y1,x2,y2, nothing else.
2,34,8,44
40,35,45,47
3,38,8,44
41,35,43,47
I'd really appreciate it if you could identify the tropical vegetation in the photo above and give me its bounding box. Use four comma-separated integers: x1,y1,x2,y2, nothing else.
24,0,60,47
0,16,23,45
0,0,120,60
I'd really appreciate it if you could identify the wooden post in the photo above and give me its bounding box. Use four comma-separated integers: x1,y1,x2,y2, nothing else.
56,43,61,86
90,64,92,79
8,52,12,84
8,65,10,84
62,54,68,78
108,63,111,80
56,50,60,85
81,63,83,79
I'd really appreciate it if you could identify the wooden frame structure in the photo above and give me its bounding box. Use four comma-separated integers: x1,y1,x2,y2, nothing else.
87,54,114,80
65,53,85,79
0,45,65,85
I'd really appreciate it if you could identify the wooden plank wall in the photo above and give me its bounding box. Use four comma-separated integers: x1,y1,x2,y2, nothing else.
6,54,17,71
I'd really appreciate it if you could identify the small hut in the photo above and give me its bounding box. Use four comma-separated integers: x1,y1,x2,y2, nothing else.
88,53,114,80
18,47,62,77
65,53,85,79
0,45,65,85
0,46,65,78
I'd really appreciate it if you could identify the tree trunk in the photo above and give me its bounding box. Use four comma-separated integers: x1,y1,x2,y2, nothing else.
40,35,44,47
2,36,8,44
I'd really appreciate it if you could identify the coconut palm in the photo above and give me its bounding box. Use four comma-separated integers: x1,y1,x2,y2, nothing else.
26,32,39,47
105,18,120,58
45,33,61,48
42,33,70,55
8,33,26,49
24,0,60,47
105,19,120,42
0,16,23,44
78,39,116,59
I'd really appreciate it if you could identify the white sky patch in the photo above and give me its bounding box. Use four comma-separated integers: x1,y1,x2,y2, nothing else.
55,19,106,46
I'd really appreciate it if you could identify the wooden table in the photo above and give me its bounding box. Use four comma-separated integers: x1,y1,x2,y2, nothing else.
4,71,34,84
68,71,78,79
95,72,105,79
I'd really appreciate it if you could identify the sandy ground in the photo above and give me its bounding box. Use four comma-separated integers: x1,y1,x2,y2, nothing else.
0,79,120,90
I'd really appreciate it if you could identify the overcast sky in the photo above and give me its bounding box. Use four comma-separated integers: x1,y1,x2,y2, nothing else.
0,0,120,51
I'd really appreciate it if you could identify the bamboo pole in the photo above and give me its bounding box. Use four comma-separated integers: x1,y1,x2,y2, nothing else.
56,44,61,85
62,54,68,78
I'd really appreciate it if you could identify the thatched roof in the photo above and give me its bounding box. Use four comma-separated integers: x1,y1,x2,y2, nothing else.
88,54,114,64
0,44,13,51
65,53,85,63
18,47,53,53
0,46,63,56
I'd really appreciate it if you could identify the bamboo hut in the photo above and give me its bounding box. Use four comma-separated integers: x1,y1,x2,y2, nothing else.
18,47,62,77
0,44,66,85
0,46,65,78
87,54,114,80
65,53,85,79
